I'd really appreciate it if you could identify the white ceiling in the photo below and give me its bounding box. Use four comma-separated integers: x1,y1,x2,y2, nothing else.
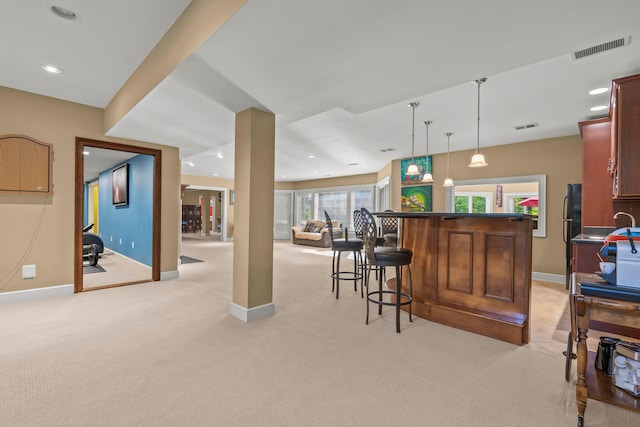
3,1,640,182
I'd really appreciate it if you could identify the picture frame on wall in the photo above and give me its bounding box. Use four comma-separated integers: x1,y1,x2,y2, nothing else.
401,185,432,212
400,156,432,185
112,163,129,206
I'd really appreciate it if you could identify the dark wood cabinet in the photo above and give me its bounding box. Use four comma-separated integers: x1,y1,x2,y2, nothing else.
611,73,640,199
182,204,202,233
397,213,535,345
578,119,615,227
572,241,602,275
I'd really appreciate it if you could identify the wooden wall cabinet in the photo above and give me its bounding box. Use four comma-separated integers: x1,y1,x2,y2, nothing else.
0,135,53,194
578,118,615,227
611,73,640,199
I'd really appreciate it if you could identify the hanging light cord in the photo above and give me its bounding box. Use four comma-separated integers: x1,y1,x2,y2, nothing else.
446,132,452,176
475,78,486,153
409,102,419,161
424,121,432,155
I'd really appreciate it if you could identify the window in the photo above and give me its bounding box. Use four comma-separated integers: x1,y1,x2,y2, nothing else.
445,174,546,238
318,191,347,224
505,193,539,216
296,193,313,224
375,177,390,212
294,185,374,232
454,192,492,213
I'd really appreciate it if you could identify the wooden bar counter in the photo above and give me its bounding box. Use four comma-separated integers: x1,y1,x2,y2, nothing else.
377,212,536,345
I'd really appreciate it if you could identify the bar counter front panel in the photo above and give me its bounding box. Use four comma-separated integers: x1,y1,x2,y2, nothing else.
381,212,535,345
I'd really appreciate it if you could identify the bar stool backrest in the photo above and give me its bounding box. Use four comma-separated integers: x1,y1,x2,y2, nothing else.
353,210,364,239
324,210,339,249
381,212,398,235
360,208,379,264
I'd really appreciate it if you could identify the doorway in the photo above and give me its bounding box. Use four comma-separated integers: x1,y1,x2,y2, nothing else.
74,137,162,292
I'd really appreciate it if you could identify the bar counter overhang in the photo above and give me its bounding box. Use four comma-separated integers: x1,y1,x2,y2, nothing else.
376,212,536,345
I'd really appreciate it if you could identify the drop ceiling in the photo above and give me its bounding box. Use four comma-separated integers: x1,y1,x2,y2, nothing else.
2,1,640,182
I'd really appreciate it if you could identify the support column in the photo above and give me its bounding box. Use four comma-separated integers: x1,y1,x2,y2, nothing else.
230,108,276,322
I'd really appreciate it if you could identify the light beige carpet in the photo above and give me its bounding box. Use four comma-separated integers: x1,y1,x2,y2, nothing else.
1,241,638,426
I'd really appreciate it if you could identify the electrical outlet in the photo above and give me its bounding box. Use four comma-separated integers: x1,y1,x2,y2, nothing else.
22,265,36,279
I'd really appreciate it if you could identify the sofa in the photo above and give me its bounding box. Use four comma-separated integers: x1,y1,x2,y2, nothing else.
291,219,342,247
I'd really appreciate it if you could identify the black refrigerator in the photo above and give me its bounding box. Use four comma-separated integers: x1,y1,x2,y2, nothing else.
563,183,582,289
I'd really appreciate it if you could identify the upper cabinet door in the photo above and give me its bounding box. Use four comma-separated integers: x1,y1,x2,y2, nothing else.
0,135,53,194
612,74,640,200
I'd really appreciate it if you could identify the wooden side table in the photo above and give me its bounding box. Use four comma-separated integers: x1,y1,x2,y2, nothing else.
570,273,640,426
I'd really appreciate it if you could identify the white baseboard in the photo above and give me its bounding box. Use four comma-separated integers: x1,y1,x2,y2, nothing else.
230,302,275,323
161,270,179,281
532,272,564,284
0,284,74,305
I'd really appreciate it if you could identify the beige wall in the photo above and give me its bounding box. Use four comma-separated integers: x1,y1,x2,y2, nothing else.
0,86,180,294
392,135,582,275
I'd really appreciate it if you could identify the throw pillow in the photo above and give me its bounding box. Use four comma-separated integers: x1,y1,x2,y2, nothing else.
313,225,323,233
304,222,315,232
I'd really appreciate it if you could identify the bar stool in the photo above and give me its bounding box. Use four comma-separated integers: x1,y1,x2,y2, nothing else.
361,208,413,333
324,211,364,299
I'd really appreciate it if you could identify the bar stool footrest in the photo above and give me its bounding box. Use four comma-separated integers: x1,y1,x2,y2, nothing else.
366,290,412,306
331,271,363,281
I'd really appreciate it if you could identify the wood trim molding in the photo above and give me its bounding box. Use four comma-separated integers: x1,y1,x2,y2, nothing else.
74,137,162,292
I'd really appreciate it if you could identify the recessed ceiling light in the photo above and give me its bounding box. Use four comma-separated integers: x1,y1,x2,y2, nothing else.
590,105,608,111
588,87,609,95
308,155,316,158
41,64,63,74
50,5,79,20
187,161,195,167
216,154,223,159
213,173,218,176
281,175,287,178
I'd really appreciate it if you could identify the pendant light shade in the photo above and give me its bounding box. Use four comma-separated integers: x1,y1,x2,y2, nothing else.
468,78,488,168
406,101,420,176
422,120,433,183
443,132,454,187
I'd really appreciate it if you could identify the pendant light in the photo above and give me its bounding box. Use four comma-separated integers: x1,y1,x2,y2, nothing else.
443,132,454,187
422,120,433,183
406,101,420,176
468,77,488,168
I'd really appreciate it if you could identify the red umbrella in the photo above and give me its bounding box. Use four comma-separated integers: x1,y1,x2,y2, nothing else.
517,197,538,208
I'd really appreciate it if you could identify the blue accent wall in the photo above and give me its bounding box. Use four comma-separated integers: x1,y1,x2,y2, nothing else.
96,154,153,266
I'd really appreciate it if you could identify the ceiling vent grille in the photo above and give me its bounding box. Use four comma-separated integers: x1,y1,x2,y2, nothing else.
572,36,630,60
379,148,396,152
514,123,539,131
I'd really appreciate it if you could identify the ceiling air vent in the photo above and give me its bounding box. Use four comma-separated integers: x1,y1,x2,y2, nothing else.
379,148,396,152
571,36,630,60
514,123,539,131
